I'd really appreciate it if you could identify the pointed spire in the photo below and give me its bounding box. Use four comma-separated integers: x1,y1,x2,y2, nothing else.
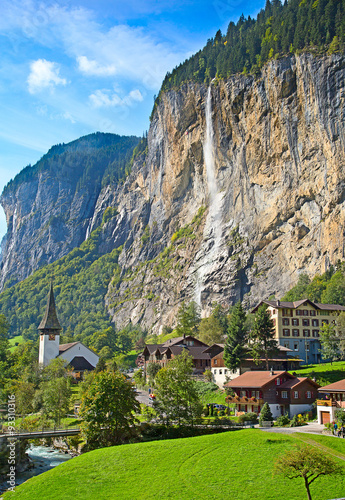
38,281,61,332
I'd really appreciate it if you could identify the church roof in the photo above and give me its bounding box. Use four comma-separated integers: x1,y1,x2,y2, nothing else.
38,282,62,331
68,356,96,371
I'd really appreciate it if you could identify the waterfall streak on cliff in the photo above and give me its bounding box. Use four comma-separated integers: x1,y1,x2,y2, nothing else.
194,87,223,306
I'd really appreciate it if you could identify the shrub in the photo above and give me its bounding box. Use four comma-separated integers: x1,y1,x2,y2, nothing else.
238,412,259,424
275,414,290,427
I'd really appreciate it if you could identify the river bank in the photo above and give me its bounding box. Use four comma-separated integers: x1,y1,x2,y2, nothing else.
0,444,73,494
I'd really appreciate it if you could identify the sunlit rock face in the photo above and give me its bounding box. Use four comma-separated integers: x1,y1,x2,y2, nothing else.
2,53,345,334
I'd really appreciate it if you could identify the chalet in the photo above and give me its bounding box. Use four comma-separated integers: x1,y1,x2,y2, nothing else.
211,345,303,388
252,299,345,365
142,335,211,374
316,379,345,424
225,370,319,418
38,282,99,376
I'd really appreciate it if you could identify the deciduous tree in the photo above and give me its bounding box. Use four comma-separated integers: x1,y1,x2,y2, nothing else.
154,350,202,427
79,371,140,449
274,445,343,500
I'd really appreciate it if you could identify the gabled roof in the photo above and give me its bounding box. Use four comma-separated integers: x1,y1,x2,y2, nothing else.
58,341,99,360
161,335,209,347
318,379,345,393
280,377,319,390
38,282,62,331
252,299,345,313
59,342,79,353
224,371,288,389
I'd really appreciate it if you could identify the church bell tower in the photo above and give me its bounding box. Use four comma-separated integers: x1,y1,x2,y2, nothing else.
38,281,62,366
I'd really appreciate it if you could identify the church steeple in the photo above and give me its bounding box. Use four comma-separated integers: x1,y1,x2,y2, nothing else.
38,281,61,366
38,281,61,332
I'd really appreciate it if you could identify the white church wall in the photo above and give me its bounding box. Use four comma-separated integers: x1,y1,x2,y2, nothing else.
39,334,60,366
59,342,99,368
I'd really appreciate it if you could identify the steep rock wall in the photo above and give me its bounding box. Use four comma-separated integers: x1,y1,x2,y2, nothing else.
1,53,345,335
104,53,345,332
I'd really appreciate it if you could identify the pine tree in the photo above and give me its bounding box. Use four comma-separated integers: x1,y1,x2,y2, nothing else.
223,301,248,372
250,304,278,370
259,402,274,425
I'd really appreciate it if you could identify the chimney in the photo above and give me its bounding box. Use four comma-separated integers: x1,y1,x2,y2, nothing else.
277,299,280,306
270,367,274,376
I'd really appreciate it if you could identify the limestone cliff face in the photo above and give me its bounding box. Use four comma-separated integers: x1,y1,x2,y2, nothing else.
104,52,345,333
1,53,345,334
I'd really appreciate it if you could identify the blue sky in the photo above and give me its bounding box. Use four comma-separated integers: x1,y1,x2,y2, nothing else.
0,0,265,241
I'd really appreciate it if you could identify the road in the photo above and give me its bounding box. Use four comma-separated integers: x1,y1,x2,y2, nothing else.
135,389,152,407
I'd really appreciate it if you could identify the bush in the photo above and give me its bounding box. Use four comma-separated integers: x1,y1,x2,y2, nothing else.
238,412,258,424
275,414,290,427
290,414,306,427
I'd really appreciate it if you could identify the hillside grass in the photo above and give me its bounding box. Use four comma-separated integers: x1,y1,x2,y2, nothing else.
8,335,24,353
3,429,345,500
293,360,345,385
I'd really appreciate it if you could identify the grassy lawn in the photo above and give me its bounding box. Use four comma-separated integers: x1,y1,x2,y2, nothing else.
8,335,25,353
3,429,345,500
293,360,345,385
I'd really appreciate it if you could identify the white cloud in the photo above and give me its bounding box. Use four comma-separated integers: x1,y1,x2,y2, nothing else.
27,59,67,94
77,56,116,77
90,88,144,108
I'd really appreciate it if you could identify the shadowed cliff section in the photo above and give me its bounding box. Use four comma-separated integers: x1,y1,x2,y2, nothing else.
0,132,140,290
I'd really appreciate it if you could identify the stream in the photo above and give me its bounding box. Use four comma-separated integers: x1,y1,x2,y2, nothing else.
0,444,73,494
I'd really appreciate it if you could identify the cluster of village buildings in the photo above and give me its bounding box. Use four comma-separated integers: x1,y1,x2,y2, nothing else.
38,285,345,426
142,299,345,424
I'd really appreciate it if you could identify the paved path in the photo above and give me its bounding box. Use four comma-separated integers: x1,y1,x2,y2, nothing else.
259,422,329,435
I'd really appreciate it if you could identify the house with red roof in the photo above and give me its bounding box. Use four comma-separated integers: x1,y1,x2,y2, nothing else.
317,379,345,424
225,370,319,418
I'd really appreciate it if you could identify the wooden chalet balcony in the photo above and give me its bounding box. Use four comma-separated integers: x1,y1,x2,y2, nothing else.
226,396,264,405
317,399,345,408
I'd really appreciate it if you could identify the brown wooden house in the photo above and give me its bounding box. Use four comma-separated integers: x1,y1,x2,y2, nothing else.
225,370,319,419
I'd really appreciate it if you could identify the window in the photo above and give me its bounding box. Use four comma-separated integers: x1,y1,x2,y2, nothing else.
309,310,316,316
240,405,246,411
311,319,319,327
276,378,280,386
312,330,319,338
241,391,246,397
224,369,227,374
303,310,309,316
219,369,222,375
283,329,290,336
282,391,288,398
292,318,299,326
292,329,300,337
306,342,310,351
303,329,310,337
272,309,276,315
322,319,329,325
214,359,218,365
283,308,292,317
213,369,217,374
306,391,311,398
283,341,290,348
296,309,302,316
302,319,310,326
251,390,256,397
294,343,299,351
282,318,290,326
294,391,298,399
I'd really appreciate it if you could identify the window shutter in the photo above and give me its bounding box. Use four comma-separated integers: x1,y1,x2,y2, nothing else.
311,391,314,398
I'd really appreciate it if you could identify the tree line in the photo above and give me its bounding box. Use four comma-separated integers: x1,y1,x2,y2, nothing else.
152,0,345,117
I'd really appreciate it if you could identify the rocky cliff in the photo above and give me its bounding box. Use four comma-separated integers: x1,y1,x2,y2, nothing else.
2,53,345,334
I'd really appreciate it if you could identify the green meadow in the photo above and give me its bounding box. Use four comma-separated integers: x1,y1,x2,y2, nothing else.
3,429,345,500
294,360,345,385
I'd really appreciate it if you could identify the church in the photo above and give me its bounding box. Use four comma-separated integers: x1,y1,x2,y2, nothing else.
38,282,99,376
